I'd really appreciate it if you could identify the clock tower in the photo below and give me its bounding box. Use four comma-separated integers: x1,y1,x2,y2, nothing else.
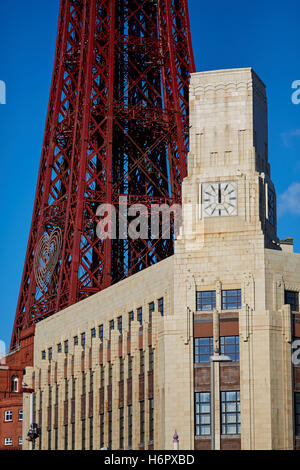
174,68,297,450
179,68,278,249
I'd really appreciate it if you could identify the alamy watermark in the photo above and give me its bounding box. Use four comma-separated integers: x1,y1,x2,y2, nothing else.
95,197,205,252
291,80,300,105
0,80,6,105
292,339,300,365
95,197,182,241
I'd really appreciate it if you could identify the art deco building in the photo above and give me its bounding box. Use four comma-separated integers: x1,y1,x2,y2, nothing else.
22,68,300,450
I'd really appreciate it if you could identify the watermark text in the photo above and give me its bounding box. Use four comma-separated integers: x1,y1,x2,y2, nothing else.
0,80,6,105
291,80,300,105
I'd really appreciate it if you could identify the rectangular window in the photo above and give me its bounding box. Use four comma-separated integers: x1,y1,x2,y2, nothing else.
149,346,154,372
90,370,94,393
128,355,133,379
220,336,240,361
48,347,53,361
295,392,300,436
48,430,52,450
89,416,93,451
128,405,133,449
48,386,52,407
195,392,211,436
108,411,112,449
19,409,23,421
74,336,79,346
54,428,58,451
140,401,145,445
64,340,69,355
64,425,68,450
82,373,86,395
128,311,134,333
285,291,299,312
42,350,46,360
109,320,114,339
158,297,164,316
137,307,143,326
109,364,113,386
5,410,12,422
196,291,216,311
140,350,145,375
32,394,36,425
57,343,62,353
222,289,242,310
65,379,69,401
120,358,124,382
100,413,105,449
99,324,104,342
117,316,123,334
148,302,154,323
100,365,104,388
221,391,241,435
119,407,124,450
81,333,86,350
72,377,76,398
194,337,214,363
149,398,154,442
91,328,96,339
5,438,12,446
72,423,75,451
82,419,86,451
19,437,23,445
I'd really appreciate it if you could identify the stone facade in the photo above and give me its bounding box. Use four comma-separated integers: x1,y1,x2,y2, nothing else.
22,68,300,450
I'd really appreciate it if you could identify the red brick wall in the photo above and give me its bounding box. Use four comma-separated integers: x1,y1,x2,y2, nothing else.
0,396,23,449
0,326,34,449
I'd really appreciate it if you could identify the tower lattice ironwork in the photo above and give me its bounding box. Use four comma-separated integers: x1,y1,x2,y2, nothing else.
11,0,195,348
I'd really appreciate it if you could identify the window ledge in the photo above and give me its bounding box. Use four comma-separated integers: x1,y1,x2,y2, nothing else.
194,362,240,368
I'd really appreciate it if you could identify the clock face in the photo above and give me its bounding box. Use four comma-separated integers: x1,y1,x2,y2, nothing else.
202,182,237,218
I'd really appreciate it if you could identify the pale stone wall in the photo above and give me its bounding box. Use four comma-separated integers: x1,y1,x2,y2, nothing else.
22,256,195,451
23,68,299,450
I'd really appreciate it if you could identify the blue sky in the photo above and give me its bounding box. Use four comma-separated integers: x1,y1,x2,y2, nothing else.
0,0,299,349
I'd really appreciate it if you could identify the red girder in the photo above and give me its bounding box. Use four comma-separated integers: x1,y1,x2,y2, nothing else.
10,0,195,349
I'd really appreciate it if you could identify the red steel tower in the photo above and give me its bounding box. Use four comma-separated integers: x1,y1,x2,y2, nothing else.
11,0,195,349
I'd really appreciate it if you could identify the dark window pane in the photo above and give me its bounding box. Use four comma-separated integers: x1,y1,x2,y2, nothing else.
117,316,122,334
285,291,299,312
295,392,300,436
148,303,154,323
137,307,143,326
99,325,104,342
158,298,164,316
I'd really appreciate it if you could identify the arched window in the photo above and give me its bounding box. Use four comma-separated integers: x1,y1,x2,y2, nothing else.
11,376,18,393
